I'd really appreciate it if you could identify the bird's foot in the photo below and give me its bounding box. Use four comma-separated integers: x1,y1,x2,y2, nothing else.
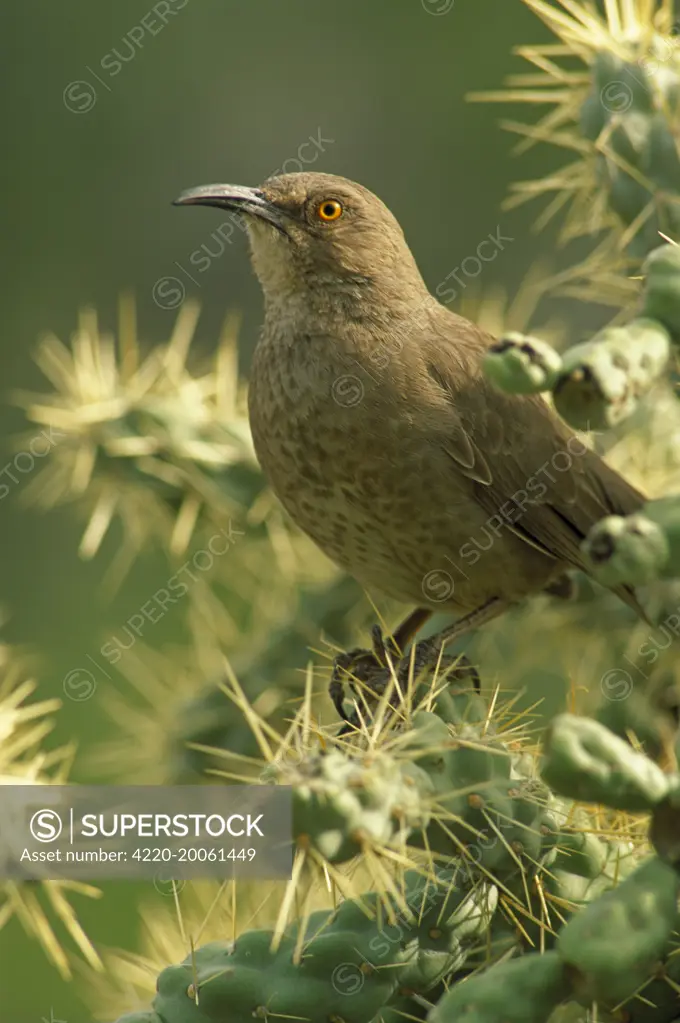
394,636,481,694
330,627,479,734
329,624,401,726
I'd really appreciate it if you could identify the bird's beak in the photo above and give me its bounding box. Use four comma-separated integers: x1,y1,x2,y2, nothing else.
173,183,286,232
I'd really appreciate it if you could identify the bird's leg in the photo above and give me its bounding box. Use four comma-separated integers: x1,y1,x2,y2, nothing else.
392,607,434,652
398,597,507,686
329,608,433,724
369,608,433,664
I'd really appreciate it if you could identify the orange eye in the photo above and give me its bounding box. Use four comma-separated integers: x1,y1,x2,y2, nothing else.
317,199,343,222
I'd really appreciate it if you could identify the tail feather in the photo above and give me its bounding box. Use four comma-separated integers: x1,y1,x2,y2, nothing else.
615,582,652,624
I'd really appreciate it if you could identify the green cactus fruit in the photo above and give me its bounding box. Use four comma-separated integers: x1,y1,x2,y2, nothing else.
483,333,563,394
583,494,680,586
551,318,670,430
541,714,671,811
583,511,670,587
429,950,570,1023
403,710,567,878
465,784,546,876
404,710,518,864
497,792,640,954
557,856,680,1006
282,746,433,862
545,835,639,910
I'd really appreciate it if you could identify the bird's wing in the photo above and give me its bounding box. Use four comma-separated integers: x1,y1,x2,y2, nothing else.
421,310,647,615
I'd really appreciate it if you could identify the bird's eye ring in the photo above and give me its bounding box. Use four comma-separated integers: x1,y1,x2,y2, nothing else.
316,199,343,222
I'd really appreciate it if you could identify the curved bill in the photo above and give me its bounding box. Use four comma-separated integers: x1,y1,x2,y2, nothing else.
173,183,286,232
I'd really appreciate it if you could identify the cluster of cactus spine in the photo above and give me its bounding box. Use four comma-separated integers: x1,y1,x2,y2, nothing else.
90,574,375,785
18,299,258,560
472,0,680,304
0,649,103,978
436,712,680,1023
110,673,680,1023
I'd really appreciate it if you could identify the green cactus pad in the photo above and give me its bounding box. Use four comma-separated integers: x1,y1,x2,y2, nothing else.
583,495,680,586
483,332,563,394
552,318,670,431
582,511,670,586
429,951,570,1023
557,856,680,1005
643,243,680,338
139,869,497,1023
541,714,671,811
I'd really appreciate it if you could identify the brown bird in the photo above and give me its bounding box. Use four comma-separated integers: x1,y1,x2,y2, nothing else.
175,172,648,718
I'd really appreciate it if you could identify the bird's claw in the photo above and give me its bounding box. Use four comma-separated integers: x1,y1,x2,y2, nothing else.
329,625,398,726
369,623,401,665
329,629,480,732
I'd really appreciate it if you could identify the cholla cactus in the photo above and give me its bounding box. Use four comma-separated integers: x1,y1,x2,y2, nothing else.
106,675,678,1023
433,714,680,1022
0,650,102,979
16,298,259,570
87,881,260,1021
472,0,680,303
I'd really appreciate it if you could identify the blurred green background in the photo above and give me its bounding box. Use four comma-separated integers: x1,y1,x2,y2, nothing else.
0,1,606,1019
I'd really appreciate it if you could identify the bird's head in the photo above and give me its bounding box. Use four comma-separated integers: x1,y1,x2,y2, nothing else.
174,172,427,306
